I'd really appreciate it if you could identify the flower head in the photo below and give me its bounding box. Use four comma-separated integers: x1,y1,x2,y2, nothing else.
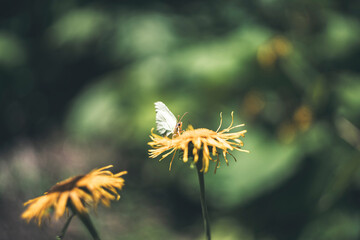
21,165,127,225
148,112,248,173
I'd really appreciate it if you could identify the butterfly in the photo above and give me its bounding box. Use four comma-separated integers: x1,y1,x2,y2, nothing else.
154,101,187,137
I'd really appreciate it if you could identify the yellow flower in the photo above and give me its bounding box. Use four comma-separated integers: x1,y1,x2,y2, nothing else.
21,165,127,225
148,112,249,173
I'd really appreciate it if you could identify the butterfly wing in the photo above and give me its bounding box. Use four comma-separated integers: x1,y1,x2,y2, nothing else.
154,101,177,136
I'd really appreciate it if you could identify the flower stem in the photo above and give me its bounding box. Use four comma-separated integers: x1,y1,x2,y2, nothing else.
76,212,101,240
196,160,211,240
56,213,75,240
70,204,101,240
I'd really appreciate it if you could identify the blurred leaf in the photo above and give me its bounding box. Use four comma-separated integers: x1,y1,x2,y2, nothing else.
336,73,360,121
179,128,301,208
320,13,360,59
0,32,25,66
196,218,254,240
113,13,177,58
65,79,124,141
173,26,271,85
299,210,360,240
48,8,110,49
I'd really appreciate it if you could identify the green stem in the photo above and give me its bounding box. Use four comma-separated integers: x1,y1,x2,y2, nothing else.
196,160,211,240
77,212,101,240
56,213,75,240
69,205,101,240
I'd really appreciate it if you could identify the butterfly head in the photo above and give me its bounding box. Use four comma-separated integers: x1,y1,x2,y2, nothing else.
173,112,188,137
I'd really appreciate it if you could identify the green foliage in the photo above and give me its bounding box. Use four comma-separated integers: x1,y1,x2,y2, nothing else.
1,0,360,239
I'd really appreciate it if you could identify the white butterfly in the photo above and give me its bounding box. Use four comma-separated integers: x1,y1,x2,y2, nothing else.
154,101,185,137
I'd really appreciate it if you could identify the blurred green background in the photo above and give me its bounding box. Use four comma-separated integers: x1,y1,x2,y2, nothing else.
1,0,360,239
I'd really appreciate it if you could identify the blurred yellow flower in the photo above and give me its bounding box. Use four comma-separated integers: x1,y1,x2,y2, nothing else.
149,112,248,173
243,91,265,117
21,165,127,225
293,105,312,131
257,36,292,68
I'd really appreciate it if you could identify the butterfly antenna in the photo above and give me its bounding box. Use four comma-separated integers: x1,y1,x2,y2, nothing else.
179,112,189,122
